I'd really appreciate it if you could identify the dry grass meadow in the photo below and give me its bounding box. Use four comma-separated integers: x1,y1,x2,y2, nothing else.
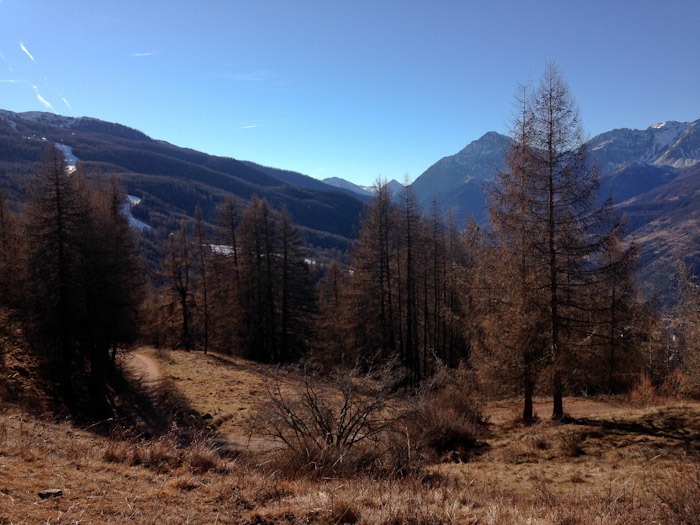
2,346,700,524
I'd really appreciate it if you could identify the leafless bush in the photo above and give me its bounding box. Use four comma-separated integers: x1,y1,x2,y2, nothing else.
660,367,700,399
255,363,410,476
557,431,584,458
407,363,487,461
256,361,488,476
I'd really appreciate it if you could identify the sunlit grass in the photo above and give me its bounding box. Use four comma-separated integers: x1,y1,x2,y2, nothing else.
2,347,700,523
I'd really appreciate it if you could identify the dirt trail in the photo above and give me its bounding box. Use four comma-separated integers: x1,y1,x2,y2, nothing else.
124,352,162,387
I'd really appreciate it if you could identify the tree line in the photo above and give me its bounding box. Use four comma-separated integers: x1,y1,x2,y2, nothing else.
0,147,142,415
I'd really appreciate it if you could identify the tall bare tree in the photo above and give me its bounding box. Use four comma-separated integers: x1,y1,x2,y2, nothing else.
165,220,195,350
0,190,18,306
347,181,399,364
488,65,620,420
194,205,210,354
485,83,545,422
23,147,92,399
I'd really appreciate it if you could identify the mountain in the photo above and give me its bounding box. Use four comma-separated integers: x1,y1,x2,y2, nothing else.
410,121,700,223
385,179,406,197
322,177,373,197
4,108,700,299
409,119,700,300
411,131,510,222
616,163,700,293
588,120,700,172
0,110,365,252
322,177,405,200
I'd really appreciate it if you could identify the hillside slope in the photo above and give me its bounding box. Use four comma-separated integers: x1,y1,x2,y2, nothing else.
2,345,700,524
0,110,364,251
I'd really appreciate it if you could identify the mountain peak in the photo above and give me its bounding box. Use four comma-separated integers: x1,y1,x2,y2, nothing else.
648,121,683,130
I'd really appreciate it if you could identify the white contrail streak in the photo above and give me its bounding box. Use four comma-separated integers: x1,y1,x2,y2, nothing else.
36,93,54,110
19,42,35,62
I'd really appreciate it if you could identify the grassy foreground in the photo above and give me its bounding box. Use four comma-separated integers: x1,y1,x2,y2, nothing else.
1,347,700,524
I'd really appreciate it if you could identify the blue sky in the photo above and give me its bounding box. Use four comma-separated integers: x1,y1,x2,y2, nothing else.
1,1,699,186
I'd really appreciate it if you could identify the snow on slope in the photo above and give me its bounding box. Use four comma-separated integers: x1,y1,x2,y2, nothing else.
121,195,152,231
54,143,79,173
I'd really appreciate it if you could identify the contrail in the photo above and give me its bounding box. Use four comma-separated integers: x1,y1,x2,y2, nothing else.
19,42,35,62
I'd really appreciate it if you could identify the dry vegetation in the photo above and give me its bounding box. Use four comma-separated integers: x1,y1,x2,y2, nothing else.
2,346,700,524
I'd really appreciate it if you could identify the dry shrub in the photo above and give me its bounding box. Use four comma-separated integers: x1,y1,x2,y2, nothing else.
256,362,489,477
184,440,221,473
327,499,361,524
103,432,226,474
103,439,130,463
651,462,700,524
629,371,657,407
557,431,584,458
255,363,416,478
407,363,487,462
660,367,700,399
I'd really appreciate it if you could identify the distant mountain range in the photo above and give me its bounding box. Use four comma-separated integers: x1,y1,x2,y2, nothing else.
321,177,405,199
1,108,699,298
328,119,700,297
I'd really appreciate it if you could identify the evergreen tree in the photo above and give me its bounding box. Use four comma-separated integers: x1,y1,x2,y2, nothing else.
209,195,243,353
238,196,279,362
279,207,315,362
83,177,143,400
347,182,472,383
235,196,315,363
347,181,399,364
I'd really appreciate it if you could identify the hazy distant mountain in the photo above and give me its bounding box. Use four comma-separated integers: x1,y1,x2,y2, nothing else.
411,120,700,222
385,179,406,197
0,109,364,251
616,163,700,293
322,177,373,197
322,177,405,200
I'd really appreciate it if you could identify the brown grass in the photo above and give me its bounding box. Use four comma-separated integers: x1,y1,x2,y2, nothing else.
2,346,700,523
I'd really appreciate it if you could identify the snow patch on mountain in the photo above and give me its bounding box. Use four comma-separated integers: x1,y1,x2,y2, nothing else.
18,112,76,129
210,244,234,256
54,143,79,173
591,138,614,151
649,121,686,151
121,195,151,231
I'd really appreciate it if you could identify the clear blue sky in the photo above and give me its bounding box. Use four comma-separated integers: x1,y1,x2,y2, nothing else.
1,1,699,186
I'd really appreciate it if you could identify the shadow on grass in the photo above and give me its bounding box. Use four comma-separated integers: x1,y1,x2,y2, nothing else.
568,406,700,456
107,364,207,442
103,359,242,460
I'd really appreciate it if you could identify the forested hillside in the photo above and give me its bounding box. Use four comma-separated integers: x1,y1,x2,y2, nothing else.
0,110,365,254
